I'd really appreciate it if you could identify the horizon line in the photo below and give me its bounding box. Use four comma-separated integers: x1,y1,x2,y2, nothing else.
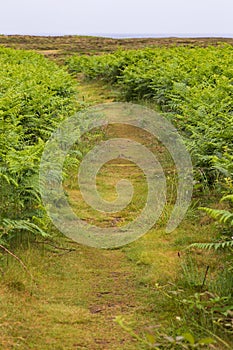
0,32,233,38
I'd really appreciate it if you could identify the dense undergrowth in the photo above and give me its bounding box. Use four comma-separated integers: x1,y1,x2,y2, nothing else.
0,47,80,246
67,45,233,187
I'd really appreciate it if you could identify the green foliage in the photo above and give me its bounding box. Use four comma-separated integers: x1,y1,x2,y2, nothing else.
198,207,233,227
67,45,233,185
211,151,233,196
115,315,216,349
190,195,233,250
191,240,233,250
0,47,79,245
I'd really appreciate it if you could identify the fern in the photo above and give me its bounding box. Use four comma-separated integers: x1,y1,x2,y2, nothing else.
199,194,233,227
0,47,80,246
221,194,233,203
190,240,233,250
67,45,233,184
190,196,233,250
0,219,49,238
198,207,233,226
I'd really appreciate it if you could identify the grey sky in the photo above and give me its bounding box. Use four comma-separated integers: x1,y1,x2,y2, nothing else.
0,0,232,36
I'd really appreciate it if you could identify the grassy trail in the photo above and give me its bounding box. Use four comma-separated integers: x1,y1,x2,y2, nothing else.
0,79,160,350
0,77,218,349
1,243,152,349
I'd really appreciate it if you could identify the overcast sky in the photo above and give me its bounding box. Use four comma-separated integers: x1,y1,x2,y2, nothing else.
0,0,232,37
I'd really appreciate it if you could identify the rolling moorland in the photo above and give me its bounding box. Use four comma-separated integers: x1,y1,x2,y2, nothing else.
0,35,232,349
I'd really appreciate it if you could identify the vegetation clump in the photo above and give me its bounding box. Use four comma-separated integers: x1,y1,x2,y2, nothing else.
0,47,79,246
